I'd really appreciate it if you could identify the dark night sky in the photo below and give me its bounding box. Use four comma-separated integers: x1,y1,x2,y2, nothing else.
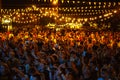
2,0,119,9
2,0,33,8
2,0,56,8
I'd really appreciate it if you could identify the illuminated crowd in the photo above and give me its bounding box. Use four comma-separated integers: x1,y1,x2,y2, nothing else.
0,26,120,80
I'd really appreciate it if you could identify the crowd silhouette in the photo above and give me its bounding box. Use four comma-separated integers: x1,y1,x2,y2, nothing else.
0,26,120,80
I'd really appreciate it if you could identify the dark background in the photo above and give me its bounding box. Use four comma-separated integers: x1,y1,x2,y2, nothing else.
2,0,119,9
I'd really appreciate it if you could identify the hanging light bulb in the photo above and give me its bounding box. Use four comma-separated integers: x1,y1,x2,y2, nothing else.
84,18,88,22
53,0,58,5
99,16,102,18
114,10,117,13
73,1,75,4
89,2,91,5
67,0,69,3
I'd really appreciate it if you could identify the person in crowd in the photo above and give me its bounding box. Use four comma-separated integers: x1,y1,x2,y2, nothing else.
0,26,120,80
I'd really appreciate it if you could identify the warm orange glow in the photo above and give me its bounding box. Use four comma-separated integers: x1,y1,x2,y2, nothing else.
53,0,58,5
114,10,117,13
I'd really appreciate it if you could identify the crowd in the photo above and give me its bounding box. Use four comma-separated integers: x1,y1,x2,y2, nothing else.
0,26,120,80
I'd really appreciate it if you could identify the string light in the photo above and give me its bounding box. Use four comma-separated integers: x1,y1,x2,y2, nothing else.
0,2,119,24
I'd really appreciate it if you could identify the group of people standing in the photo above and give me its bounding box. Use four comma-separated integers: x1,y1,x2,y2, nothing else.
0,26,120,80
